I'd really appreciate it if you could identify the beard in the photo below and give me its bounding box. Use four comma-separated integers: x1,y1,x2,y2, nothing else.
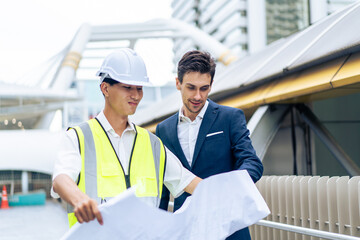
184,100,204,114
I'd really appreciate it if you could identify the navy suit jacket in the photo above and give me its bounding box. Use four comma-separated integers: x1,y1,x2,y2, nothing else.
156,99,263,240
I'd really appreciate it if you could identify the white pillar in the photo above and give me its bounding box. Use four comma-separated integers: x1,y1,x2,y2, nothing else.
51,23,92,91
36,23,92,129
63,102,69,129
247,0,267,54
309,0,328,24
21,171,29,193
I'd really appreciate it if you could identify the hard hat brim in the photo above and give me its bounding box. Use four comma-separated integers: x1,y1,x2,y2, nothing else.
111,78,153,87
96,71,153,87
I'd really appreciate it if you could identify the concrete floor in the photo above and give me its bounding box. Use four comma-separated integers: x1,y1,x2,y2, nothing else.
0,200,68,240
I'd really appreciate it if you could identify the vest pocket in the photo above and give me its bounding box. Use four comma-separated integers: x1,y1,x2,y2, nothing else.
135,177,158,197
101,164,121,177
100,165,127,197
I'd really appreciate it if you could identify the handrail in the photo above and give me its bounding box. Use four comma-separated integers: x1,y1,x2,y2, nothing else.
256,220,360,240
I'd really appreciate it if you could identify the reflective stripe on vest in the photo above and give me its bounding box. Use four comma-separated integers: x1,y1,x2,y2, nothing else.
67,118,166,228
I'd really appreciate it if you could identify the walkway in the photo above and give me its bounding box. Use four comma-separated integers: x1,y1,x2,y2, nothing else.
0,200,68,240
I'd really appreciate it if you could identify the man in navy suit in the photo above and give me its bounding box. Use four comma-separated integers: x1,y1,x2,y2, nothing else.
156,50,263,239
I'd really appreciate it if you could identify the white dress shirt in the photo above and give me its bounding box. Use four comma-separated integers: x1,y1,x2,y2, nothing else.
51,111,195,207
177,100,209,167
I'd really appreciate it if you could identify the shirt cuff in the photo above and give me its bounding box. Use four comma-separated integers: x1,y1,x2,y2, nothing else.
171,174,196,198
50,187,60,199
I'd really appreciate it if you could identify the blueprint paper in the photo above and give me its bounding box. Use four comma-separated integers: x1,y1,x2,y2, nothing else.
61,170,270,240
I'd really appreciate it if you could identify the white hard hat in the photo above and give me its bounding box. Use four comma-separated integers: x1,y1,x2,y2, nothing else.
96,48,151,86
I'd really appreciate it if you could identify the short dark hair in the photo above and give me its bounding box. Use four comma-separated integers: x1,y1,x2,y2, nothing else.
99,77,118,97
102,77,118,86
177,50,216,85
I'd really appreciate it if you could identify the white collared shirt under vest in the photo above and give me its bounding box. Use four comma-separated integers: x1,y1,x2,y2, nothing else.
178,100,209,167
51,111,196,208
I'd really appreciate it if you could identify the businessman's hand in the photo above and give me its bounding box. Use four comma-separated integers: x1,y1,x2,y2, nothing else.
184,176,202,194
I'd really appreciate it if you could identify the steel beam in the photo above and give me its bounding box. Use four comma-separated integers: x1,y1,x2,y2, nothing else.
248,104,290,161
295,104,360,176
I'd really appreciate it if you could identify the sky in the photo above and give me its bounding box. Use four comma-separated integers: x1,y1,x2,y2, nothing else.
0,0,174,86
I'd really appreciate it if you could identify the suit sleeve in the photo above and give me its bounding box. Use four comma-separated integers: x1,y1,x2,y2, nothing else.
230,109,263,183
156,124,171,210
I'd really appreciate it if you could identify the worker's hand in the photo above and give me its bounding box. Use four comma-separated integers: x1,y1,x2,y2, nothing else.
52,174,104,225
74,197,103,225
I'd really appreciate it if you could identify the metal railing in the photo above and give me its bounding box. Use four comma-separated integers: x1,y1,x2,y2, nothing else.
255,220,360,240
250,175,360,239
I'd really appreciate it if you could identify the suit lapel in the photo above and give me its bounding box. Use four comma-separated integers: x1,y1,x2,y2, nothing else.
191,100,219,168
168,113,191,170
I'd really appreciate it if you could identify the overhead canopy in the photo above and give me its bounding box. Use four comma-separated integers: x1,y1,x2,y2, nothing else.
212,0,360,94
0,130,61,175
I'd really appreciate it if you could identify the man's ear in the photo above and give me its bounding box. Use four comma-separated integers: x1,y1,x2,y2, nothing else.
100,82,109,97
175,77,181,90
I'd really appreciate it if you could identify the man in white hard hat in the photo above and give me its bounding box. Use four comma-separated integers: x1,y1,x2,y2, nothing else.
51,48,201,228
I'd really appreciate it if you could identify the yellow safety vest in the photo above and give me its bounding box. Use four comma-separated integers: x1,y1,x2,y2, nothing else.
67,118,166,228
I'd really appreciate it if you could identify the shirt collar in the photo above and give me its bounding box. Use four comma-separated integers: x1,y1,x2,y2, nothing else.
178,100,209,123
96,111,135,135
